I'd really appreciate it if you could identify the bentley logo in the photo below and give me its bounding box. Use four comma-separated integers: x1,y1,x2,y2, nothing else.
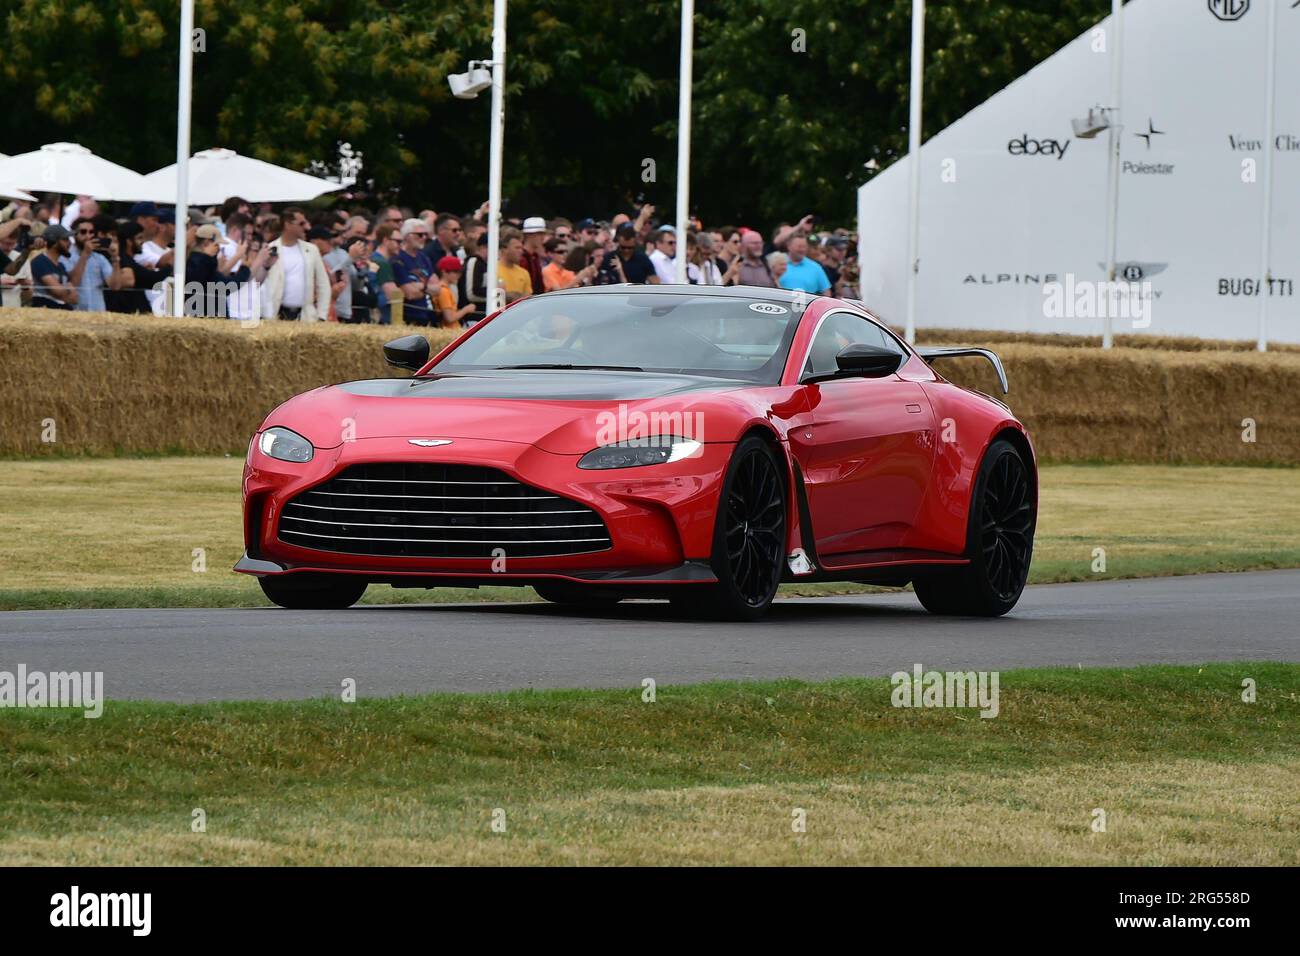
408,439,453,447
1098,261,1169,281
1208,0,1250,21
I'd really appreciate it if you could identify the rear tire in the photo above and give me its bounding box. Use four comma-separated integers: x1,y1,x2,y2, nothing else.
258,574,368,610
691,435,787,621
914,439,1036,617
533,582,622,606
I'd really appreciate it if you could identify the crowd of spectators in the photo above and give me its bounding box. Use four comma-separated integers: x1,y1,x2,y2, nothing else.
1,194,859,324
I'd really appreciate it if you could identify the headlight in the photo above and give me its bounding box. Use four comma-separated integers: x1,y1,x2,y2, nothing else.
577,436,702,470
257,427,314,463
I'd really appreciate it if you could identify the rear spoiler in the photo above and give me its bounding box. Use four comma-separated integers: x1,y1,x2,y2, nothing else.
914,347,1009,395
837,301,1010,395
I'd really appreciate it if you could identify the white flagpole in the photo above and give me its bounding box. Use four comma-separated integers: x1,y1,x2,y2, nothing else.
1257,0,1278,353
485,0,507,312
172,0,194,318
1101,0,1124,349
903,0,925,344
674,0,694,284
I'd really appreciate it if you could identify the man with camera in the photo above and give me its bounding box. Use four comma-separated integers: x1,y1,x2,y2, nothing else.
62,216,130,312
0,218,30,308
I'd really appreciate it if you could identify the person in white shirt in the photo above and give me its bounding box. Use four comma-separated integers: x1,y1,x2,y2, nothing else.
134,208,176,314
251,207,331,321
648,225,679,284
219,212,260,323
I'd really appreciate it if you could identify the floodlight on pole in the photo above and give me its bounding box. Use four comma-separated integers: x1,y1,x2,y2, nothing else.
673,0,694,285
1101,0,1124,349
1257,0,1279,353
449,0,507,313
903,0,925,345
172,0,194,319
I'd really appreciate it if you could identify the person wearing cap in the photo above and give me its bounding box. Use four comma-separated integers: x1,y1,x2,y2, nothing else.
433,255,474,328
391,218,438,326
819,235,849,292
310,225,353,322
519,216,549,294
576,218,600,244
134,205,175,275
648,225,679,284
252,207,332,321
183,223,227,317
29,224,77,309
596,222,659,285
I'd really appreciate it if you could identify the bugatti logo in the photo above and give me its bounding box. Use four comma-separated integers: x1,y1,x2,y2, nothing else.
1208,0,1249,20
407,439,453,447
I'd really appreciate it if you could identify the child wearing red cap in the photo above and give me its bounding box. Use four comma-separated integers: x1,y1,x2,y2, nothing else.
434,255,475,328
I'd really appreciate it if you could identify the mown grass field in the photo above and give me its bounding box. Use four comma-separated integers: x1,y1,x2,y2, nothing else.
1,664,1295,866
1,458,1298,610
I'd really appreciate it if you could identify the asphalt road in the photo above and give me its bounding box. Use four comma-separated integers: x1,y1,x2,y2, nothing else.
1,570,1296,702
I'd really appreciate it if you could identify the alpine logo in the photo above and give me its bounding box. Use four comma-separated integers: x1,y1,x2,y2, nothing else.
1208,0,1250,21
407,439,454,447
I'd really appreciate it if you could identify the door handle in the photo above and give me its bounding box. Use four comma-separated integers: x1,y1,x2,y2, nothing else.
905,404,923,414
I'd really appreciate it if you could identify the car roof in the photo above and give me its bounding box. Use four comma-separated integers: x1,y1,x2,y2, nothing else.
544,283,819,306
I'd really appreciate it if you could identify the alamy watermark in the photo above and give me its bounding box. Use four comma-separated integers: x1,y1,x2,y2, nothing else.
890,663,1000,718
0,665,104,718
1042,273,1153,329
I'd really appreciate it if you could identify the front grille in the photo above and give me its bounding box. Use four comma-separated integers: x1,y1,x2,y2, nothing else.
278,462,613,559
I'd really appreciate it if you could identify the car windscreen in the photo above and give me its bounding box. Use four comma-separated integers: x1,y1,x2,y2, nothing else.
431,292,804,383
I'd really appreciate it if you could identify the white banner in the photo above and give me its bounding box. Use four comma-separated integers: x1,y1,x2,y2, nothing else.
858,0,1300,343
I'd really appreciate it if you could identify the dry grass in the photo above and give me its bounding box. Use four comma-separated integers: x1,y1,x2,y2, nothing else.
0,458,1297,609
2,665,1296,865
2,308,1299,462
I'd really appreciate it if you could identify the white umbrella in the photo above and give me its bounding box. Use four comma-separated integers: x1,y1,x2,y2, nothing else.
0,184,37,202
0,142,151,200
139,148,344,205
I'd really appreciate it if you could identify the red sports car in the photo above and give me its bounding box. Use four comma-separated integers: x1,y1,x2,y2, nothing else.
237,286,1036,620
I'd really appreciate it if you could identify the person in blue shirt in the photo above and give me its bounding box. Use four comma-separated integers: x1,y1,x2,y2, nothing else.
60,217,123,312
777,235,832,295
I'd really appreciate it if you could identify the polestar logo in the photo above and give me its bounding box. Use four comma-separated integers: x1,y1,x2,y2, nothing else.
1208,0,1250,20
1135,118,1165,150
408,439,453,447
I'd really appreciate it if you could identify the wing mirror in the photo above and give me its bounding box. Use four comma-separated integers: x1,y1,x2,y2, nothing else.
833,344,904,378
383,334,430,373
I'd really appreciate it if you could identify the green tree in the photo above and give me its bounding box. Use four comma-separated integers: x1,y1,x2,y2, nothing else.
0,0,1111,227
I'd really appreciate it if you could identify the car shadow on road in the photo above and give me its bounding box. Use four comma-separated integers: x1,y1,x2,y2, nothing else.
355,595,953,624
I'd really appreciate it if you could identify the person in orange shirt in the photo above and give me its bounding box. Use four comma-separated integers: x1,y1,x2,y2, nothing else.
434,255,475,328
542,237,576,291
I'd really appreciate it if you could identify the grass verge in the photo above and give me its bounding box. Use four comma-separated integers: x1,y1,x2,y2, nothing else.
1,664,1295,865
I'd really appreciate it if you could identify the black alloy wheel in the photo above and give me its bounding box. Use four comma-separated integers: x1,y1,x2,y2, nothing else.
684,435,787,620
913,439,1036,617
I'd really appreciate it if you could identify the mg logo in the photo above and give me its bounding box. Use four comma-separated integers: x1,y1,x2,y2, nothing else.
1208,0,1250,20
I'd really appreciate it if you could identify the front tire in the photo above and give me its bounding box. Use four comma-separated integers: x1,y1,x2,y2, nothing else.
688,435,787,621
258,573,368,610
914,439,1036,617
